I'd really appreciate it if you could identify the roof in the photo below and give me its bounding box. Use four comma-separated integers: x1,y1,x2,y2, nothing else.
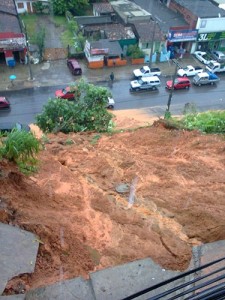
84,23,135,40
110,0,151,23
134,0,188,34
0,0,17,15
0,0,21,33
174,0,225,18
75,16,112,26
93,3,114,14
90,39,123,56
132,20,164,42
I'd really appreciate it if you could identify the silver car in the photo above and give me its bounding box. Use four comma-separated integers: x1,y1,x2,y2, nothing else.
194,51,211,65
210,50,225,63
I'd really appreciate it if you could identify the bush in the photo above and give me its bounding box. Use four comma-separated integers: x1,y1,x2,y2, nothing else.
181,111,225,134
0,129,40,173
127,45,145,59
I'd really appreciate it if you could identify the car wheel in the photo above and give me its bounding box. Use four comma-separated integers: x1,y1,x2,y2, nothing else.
152,86,156,90
210,82,214,85
185,86,189,89
198,83,201,87
108,105,114,109
183,74,187,77
135,88,140,91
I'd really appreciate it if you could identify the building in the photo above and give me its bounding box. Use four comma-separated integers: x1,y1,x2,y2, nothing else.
15,0,48,14
169,0,225,52
0,0,26,66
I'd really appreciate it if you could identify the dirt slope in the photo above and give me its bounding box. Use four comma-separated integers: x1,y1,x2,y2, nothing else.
1,115,225,294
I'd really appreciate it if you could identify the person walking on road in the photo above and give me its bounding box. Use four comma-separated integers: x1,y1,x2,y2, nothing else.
110,72,114,82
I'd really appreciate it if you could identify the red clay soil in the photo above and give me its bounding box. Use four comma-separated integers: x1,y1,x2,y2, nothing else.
1,114,225,294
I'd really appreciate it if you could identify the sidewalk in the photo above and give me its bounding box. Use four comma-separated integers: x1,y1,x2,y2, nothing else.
0,56,198,92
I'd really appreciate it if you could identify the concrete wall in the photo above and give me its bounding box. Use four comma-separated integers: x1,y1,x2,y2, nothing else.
169,0,197,28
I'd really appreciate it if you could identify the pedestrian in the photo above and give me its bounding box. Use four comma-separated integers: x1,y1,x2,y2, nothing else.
110,72,114,82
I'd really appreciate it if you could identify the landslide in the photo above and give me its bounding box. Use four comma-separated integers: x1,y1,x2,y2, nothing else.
1,121,225,292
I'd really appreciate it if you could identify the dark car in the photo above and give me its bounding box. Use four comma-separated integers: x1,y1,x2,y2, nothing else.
0,97,10,110
166,77,191,90
0,122,30,133
67,59,82,76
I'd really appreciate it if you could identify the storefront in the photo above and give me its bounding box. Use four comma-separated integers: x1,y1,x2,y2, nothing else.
196,31,225,52
167,28,198,58
0,32,27,66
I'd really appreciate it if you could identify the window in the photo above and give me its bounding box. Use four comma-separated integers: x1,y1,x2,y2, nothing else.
17,2,24,9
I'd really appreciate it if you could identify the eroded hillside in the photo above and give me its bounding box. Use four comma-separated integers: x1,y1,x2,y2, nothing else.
1,118,225,293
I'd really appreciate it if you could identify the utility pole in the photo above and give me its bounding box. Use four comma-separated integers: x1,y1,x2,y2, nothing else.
166,60,178,115
148,20,157,69
22,21,34,81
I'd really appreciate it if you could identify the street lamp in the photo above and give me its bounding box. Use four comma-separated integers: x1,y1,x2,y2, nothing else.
21,21,34,81
148,20,157,68
165,60,178,116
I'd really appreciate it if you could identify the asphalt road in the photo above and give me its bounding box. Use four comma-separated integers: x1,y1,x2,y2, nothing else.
0,75,225,124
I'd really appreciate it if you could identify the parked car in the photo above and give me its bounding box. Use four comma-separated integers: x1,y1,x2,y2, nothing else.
0,122,30,133
133,66,161,79
166,77,191,90
0,97,10,110
194,51,212,65
177,65,204,77
210,50,225,63
67,59,82,75
193,72,220,86
55,87,77,100
130,76,161,92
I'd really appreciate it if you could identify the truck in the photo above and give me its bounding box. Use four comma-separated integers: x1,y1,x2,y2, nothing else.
130,76,161,92
133,66,161,79
206,61,225,73
177,65,204,77
193,72,220,86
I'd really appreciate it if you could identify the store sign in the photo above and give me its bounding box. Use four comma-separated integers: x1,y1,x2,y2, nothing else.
90,48,109,55
0,37,26,49
168,29,198,42
197,31,225,41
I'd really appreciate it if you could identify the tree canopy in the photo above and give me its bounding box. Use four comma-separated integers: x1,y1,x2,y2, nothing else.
51,0,89,16
36,80,114,134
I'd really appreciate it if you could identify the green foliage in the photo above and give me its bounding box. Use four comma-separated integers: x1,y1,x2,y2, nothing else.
0,130,40,174
164,110,171,120
51,0,89,16
65,138,75,145
33,1,50,14
127,45,145,59
181,111,225,134
32,26,46,60
36,81,114,134
90,134,102,145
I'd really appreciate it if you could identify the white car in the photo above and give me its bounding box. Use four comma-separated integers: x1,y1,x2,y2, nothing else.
177,65,204,77
107,97,115,109
194,51,211,65
133,66,161,79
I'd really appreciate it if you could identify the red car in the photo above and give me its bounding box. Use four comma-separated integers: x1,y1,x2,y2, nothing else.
55,87,76,100
0,97,10,109
166,77,191,90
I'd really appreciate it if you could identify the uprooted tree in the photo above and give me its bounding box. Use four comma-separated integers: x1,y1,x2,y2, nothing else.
36,80,114,134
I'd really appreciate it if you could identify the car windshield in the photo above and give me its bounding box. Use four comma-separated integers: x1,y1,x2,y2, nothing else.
62,88,68,94
140,67,145,73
